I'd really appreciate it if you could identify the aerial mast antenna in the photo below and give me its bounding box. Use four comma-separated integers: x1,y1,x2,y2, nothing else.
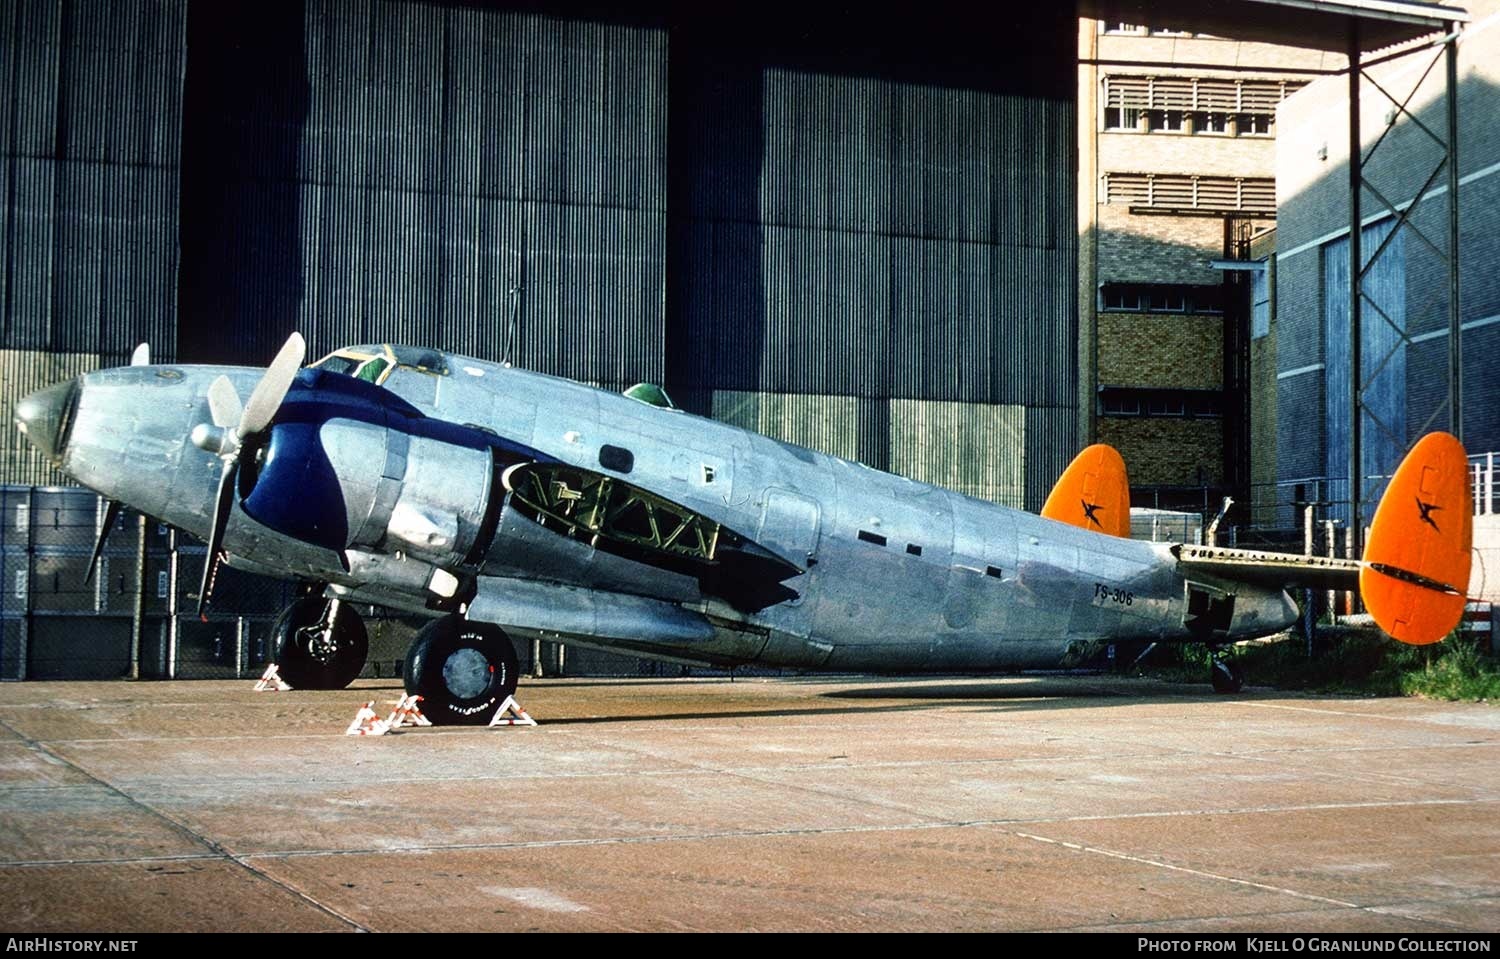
501,283,523,368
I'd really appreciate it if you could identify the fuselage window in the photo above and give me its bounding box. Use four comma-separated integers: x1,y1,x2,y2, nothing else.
599,445,634,474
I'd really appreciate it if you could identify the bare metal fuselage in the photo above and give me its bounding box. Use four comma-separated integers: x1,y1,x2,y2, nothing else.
45,352,1297,672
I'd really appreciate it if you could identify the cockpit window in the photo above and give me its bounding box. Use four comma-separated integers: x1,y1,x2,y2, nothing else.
354,357,391,383
312,344,442,385
391,346,448,376
312,353,365,377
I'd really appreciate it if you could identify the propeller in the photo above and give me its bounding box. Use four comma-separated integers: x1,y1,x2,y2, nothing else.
84,499,123,585
190,332,307,616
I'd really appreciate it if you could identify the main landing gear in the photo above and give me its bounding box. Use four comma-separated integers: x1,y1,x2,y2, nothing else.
403,616,519,726
271,596,369,690
1209,647,1244,694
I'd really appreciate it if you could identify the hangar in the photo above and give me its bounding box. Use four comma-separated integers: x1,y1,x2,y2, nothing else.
0,0,1486,679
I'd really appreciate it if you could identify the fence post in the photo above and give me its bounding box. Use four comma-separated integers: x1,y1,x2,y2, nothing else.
1324,519,1340,620
130,514,146,680
167,529,179,679
21,488,33,681
1487,452,1494,516
1303,499,1316,656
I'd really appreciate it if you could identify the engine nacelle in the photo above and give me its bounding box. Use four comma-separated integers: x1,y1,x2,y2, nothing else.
241,412,499,569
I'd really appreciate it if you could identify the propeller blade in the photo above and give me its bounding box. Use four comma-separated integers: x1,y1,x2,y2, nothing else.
198,459,238,617
85,500,123,585
239,332,306,437
130,343,150,367
206,375,243,431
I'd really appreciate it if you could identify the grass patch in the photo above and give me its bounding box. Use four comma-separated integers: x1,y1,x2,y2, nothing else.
1140,631,1500,701
1398,641,1500,700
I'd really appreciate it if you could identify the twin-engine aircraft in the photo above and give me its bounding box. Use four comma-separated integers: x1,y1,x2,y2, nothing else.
13,335,1473,723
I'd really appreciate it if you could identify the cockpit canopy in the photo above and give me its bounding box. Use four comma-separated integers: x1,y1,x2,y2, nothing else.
310,344,449,385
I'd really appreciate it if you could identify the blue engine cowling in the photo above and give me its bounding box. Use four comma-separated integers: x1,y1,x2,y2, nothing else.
240,419,351,551
237,369,543,566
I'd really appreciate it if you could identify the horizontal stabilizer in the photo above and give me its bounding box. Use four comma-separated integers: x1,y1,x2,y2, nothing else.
1042,444,1131,538
1360,432,1473,645
1174,544,1360,592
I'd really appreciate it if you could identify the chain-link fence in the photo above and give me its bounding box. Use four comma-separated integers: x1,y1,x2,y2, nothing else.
1,486,724,681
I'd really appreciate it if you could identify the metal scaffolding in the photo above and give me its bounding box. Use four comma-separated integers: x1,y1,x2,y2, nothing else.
1346,18,1466,552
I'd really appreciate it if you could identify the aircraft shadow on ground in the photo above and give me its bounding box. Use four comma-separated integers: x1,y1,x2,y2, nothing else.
821,677,1214,706
528,702,951,726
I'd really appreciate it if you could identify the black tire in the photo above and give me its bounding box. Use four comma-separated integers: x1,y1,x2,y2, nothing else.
1210,657,1244,694
403,617,519,726
272,597,369,690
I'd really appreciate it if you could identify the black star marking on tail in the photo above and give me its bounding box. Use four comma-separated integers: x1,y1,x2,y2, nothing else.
1081,499,1103,529
1416,497,1442,532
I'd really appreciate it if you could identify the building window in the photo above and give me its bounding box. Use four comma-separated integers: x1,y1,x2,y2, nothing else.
1099,388,1223,419
1237,112,1273,136
1103,106,1140,130
1147,288,1187,312
1147,395,1186,416
1102,287,1141,311
1101,23,1202,37
1147,109,1186,133
1100,283,1225,315
1102,391,1142,415
1196,111,1228,134
1102,76,1301,138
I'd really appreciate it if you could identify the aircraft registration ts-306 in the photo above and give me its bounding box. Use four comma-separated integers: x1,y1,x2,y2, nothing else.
13,335,1474,724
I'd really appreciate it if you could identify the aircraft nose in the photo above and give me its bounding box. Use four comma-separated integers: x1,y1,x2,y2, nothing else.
14,379,79,464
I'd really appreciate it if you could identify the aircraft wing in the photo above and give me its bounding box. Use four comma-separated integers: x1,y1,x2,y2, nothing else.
1173,544,1361,592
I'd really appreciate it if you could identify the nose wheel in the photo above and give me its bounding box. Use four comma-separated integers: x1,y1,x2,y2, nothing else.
403,616,519,725
1210,650,1244,694
271,597,369,690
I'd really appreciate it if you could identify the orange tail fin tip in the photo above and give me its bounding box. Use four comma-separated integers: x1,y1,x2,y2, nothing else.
1360,432,1473,645
1042,444,1131,539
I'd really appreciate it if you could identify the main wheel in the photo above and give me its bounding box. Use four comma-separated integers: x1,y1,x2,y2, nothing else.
1210,656,1244,694
403,617,519,726
272,597,368,690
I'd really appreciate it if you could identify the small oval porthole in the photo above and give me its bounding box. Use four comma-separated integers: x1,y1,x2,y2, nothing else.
599,444,634,474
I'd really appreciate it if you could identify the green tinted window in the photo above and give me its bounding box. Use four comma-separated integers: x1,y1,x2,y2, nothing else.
355,358,390,383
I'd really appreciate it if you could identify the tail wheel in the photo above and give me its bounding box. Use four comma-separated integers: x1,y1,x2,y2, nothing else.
272,597,368,690
1210,656,1244,694
403,617,519,725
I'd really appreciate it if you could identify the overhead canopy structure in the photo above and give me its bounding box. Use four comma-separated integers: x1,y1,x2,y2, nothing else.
1078,0,1465,53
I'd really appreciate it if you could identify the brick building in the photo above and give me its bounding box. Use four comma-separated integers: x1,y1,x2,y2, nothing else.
1077,20,1329,515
